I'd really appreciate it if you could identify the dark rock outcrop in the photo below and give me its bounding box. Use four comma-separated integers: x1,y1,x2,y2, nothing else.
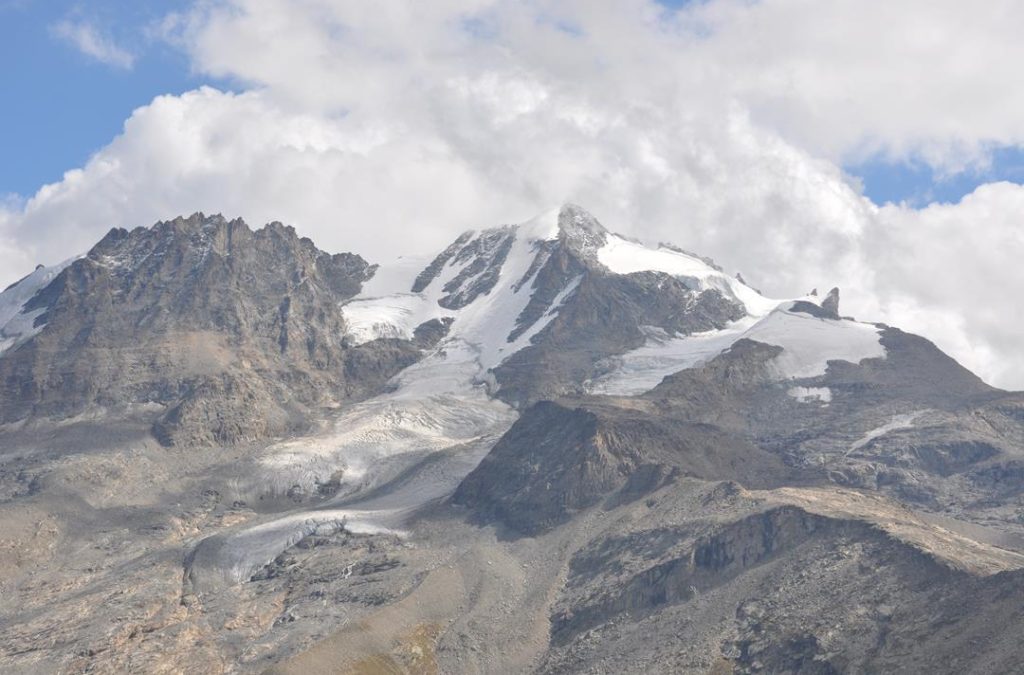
493,269,745,407
453,395,792,536
821,287,841,319
438,228,515,309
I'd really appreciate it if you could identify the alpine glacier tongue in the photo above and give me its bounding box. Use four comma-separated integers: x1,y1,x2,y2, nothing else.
189,338,518,590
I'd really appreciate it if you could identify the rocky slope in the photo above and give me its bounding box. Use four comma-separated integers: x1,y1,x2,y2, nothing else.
1,205,1022,674
0,213,422,446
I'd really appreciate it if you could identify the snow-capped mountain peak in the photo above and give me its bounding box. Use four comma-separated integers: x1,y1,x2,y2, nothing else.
342,204,881,404
342,205,587,369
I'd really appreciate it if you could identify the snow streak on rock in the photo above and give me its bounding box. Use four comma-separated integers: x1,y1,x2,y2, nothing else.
788,386,833,404
341,206,572,371
0,259,76,355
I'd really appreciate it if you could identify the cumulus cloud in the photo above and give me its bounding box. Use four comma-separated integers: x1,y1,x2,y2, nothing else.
3,0,1023,388
873,182,1024,386
52,18,136,69
670,0,1024,171
0,198,34,290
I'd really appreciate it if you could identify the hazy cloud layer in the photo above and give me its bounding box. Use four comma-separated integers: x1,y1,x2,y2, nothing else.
3,0,1023,388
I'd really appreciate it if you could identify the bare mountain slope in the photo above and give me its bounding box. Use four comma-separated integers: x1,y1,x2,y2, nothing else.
0,213,421,446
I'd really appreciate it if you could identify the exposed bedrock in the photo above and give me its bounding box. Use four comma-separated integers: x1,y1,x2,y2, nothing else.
551,506,884,643
453,397,793,536
540,490,1024,674
493,270,745,407
0,214,425,446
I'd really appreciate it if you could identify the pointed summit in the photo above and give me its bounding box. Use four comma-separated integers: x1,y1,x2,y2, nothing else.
557,203,607,236
821,287,840,319
513,204,607,245
555,203,608,257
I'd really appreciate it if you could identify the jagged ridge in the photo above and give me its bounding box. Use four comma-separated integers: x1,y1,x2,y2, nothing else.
0,213,419,445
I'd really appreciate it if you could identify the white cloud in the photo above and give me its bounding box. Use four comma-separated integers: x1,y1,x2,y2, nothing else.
873,182,1024,387
670,0,1024,171
3,0,1023,389
52,18,136,70
164,0,1024,169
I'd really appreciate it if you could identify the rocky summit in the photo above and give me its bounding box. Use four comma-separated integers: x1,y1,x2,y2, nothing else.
0,213,420,446
1,205,1023,673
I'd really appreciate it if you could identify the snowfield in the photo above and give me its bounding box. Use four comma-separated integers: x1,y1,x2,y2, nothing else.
751,309,885,379
590,302,886,396
341,207,576,370
588,318,761,396
597,234,780,316
591,233,886,395
0,258,75,355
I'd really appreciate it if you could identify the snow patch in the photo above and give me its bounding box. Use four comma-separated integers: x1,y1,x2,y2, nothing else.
597,234,778,317
516,206,562,242
0,258,76,356
847,411,926,455
342,293,427,343
749,310,885,379
588,317,759,396
788,386,833,404
591,309,885,396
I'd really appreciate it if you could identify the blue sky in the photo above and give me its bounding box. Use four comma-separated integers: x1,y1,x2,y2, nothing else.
0,0,207,197
1,0,1022,209
849,146,1024,206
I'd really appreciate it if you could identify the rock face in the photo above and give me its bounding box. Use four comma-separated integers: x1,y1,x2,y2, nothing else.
453,393,792,535
538,484,1024,674
820,286,841,319
0,213,419,445
458,322,1024,539
491,205,747,405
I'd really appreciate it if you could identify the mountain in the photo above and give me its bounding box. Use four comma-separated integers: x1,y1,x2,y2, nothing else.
343,204,765,407
1,205,1023,673
0,213,423,446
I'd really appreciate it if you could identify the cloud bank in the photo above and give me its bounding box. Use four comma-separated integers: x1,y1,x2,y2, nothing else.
3,0,1023,388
